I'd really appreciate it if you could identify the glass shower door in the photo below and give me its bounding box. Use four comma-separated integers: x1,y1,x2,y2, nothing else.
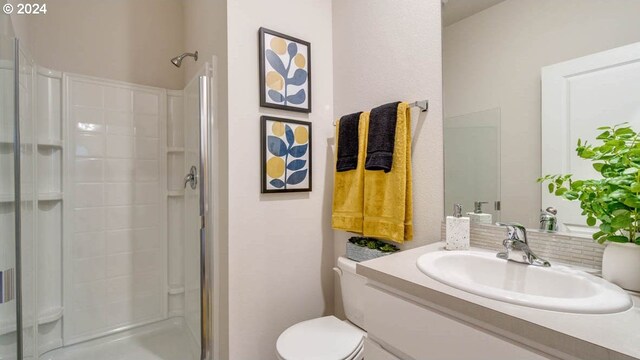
16,39,36,360
0,34,18,360
183,64,213,360
0,36,36,360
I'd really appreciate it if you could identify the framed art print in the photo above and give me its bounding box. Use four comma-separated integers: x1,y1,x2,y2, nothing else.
261,116,312,193
259,27,311,113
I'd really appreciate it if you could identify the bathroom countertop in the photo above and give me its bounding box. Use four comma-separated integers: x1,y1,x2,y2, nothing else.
356,242,640,360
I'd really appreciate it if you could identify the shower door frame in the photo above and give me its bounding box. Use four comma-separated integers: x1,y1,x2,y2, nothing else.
198,72,212,360
10,35,38,360
184,61,214,360
13,37,24,360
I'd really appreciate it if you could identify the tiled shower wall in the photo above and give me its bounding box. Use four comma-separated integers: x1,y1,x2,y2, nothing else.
64,75,167,344
441,223,605,270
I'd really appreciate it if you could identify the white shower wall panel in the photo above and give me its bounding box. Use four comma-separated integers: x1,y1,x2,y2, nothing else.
63,75,168,345
37,70,62,144
166,91,185,318
18,46,37,358
182,71,202,345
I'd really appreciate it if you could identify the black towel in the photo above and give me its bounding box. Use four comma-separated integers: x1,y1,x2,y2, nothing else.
336,112,363,172
365,101,400,172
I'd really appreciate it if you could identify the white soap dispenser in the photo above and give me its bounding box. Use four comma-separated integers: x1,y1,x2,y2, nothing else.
446,204,470,250
467,201,492,225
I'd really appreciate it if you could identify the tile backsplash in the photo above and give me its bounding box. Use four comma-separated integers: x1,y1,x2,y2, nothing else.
441,223,604,270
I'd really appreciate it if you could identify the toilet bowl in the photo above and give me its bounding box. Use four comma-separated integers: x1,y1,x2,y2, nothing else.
276,257,367,360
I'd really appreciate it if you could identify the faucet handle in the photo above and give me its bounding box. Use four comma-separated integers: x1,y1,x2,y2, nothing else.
496,222,528,242
473,201,489,213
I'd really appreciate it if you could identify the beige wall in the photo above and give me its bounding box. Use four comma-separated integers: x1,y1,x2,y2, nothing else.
4,2,23,39
331,0,444,315
226,0,334,358
444,0,640,227
10,0,185,89
183,0,227,86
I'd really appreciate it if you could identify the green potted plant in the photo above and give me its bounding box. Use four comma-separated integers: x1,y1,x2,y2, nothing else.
346,237,399,262
538,123,640,292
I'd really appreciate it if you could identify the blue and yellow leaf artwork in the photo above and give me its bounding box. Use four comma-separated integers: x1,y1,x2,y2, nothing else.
293,53,306,68
271,121,285,136
289,143,308,158
294,125,308,144
287,42,298,58
266,156,285,177
287,159,306,171
286,169,308,185
268,90,284,103
286,89,306,105
269,179,285,188
264,118,311,192
263,32,309,109
267,136,288,156
285,125,295,147
266,49,287,76
266,71,284,91
288,69,308,86
270,36,287,55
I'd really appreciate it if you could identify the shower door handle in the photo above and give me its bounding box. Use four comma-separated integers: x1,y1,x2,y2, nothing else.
184,166,198,189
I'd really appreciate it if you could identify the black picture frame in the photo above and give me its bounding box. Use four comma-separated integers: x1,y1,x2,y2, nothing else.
261,116,312,193
259,27,312,113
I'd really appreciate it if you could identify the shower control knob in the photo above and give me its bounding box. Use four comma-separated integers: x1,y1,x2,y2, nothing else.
184,166,198,190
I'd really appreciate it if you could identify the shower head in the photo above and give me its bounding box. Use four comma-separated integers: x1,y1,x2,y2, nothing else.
171,51,199,67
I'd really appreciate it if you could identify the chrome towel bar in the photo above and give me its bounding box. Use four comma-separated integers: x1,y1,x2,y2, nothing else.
333,100,428,126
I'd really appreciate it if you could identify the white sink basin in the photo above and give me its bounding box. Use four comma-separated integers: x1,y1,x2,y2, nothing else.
416,250,633,314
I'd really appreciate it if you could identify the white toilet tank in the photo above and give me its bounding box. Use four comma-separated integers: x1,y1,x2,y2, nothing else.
337,256,367,329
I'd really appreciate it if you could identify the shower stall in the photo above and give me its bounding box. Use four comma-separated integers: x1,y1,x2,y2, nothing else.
0,32,216,360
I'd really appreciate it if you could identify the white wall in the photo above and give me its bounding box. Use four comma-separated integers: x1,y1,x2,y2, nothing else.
444,0,640,227
331,0,443,316
183,0,227,86
226,0,334,358
3,2,21,38
9,0,185,89
331,3,444,247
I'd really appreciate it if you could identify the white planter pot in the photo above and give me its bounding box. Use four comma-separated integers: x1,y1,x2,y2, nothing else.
602,242,640,292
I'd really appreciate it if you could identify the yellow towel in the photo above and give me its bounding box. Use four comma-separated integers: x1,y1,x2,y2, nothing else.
332,113,369,233
363,102,413,243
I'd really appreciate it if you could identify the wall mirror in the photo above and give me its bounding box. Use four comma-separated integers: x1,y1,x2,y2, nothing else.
442,0,640,236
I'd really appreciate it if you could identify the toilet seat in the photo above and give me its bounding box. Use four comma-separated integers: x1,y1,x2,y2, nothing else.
276,316,365,360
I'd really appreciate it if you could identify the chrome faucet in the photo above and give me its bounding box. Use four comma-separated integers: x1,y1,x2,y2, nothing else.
539,207,558,232
496,223,550,267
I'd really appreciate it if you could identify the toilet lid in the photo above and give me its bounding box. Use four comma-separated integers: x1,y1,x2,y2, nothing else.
276,316,365,360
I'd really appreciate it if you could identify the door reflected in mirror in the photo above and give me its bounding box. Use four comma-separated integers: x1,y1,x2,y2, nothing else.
442,0,640,236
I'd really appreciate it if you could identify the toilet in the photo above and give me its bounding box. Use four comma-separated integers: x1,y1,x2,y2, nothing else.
276,256,367,360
